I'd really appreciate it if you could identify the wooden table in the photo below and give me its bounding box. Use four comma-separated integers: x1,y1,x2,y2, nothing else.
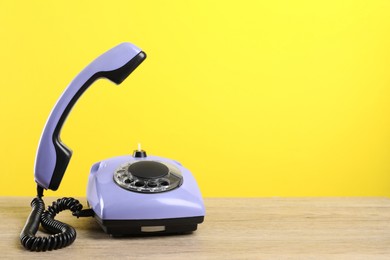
1,197,390,259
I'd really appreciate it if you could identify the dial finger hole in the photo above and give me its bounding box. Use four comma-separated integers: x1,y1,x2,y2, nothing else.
134,181,145,187
147,182,158,188
160,180,169,186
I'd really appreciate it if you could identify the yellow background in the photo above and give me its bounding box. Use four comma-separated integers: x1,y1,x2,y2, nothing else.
1,1,390,197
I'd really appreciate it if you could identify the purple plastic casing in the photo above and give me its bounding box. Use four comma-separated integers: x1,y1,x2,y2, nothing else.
87,156,205,220
34,43,142,189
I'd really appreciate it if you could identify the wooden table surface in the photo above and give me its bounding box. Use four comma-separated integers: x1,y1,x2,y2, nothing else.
1,197,390,259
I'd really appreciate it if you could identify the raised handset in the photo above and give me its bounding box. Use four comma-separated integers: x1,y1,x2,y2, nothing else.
34,43,146,190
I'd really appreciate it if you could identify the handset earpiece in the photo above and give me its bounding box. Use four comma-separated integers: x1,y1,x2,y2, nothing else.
34,43,146,190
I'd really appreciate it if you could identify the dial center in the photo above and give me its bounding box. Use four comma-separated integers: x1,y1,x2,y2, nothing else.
128,161,169,179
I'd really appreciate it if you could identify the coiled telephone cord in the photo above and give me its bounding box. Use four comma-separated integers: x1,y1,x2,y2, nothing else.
20,186,93,251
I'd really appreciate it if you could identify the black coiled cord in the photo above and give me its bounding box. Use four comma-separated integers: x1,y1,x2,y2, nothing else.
20,187,86,252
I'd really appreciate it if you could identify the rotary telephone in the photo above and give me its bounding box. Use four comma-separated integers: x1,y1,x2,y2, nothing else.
20,42,205,251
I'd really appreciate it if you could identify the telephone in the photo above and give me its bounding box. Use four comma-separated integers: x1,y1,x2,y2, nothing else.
20,42,205,251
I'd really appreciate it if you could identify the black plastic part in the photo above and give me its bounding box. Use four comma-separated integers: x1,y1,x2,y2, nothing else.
50,140,72,190
94,215,204,236
72,208,95,218
37,185,44,198
48,51,147,190
128,161,169,179
133,149,147,158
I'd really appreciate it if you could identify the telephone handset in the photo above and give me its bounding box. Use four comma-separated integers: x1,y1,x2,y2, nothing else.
21,43,205,251
35,43,146,190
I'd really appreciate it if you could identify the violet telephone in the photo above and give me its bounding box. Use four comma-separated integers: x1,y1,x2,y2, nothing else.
20,43,205,251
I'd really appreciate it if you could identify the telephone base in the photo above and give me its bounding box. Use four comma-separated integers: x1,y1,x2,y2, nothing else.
95,216,204,236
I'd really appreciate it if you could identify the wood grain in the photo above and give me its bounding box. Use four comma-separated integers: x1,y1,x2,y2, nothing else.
1,197,390,259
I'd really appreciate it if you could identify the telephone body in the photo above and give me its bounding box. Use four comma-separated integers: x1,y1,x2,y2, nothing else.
20,43,205,251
